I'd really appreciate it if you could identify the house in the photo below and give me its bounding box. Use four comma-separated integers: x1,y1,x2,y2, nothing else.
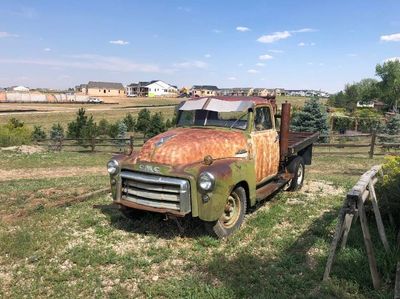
85,81,125,97
252,88,275,98
190,85,219,97
146,80,178,97
275,88,286,96
126,82,149,97
75,84,87,94
10,86,30,92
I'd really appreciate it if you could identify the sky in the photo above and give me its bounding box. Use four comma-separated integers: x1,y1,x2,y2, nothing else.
0,0,399,93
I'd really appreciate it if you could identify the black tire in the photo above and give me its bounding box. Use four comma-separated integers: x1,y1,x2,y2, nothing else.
118,205,144,219
205,186,247,238
283,156,305,191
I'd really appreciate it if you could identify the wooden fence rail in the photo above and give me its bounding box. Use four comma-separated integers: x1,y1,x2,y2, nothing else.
322,165,389,289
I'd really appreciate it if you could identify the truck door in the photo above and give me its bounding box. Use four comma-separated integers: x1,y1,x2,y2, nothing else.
250,105,280,184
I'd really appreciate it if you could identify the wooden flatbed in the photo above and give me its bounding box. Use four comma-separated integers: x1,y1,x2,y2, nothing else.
287,132,319,156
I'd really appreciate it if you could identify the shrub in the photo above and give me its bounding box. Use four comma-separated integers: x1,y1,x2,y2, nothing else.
50,123,64,151
81,117,99,152
148,112,166,138
123,113,136,132
67,108,88,141
31,125,46,142
135,108,151,138
0,118,31,147
376,156,400,225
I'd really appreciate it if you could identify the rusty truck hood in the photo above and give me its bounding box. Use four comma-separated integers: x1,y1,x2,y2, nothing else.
137,127,248,165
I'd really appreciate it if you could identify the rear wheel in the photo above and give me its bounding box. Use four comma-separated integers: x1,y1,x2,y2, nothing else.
205,186,247,238
283,156,305,191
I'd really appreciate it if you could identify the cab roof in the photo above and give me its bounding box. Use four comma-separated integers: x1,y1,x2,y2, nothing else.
179,96,272,113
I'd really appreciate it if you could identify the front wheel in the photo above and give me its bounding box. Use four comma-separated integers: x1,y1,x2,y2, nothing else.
205,186,247,238
283,156,305,191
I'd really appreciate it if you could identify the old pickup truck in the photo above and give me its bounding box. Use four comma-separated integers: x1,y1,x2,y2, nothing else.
107,96,318,238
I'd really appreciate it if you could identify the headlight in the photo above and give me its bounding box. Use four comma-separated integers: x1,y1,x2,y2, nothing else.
107,159,119,175
198,172,215,192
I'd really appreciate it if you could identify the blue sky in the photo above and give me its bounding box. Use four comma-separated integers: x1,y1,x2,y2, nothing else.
0,0,399,92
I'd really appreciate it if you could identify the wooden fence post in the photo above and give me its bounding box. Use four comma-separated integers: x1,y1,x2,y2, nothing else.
369,131,376,159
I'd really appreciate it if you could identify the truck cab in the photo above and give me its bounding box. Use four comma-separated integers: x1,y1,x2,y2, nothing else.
107,96,318,238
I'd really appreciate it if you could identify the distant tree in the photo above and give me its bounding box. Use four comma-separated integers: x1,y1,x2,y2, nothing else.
50,123,64,151
165,118,172,129
81,116,99,152
108,121,120,138
376,60,400,112
385,114,400,136
67,108,88,140
116,121,128,148
123,113,136,132
135,108,151,138
31,125,46,142
291,97,329,139
148,112,166,138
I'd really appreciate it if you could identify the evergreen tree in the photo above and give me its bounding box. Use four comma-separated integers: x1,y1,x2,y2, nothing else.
385,114,400,135
81,116,99,152
116,121,128,148
148,112,166,138
135,108,151,138
50,123,64,151
98,119,109,136
31,125,46,142
108,121,120,138
67,108,88,139
291,97,329,138
123,113,136,132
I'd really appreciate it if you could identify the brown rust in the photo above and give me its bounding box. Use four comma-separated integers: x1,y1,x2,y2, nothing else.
280,102,291,161
138,128,248,166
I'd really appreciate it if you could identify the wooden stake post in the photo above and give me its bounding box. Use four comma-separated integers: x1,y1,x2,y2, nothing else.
323,165,388,289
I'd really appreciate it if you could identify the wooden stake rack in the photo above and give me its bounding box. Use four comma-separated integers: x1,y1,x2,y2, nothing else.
323,165,389,289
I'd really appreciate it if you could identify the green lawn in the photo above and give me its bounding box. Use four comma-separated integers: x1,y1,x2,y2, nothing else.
0,150,396,298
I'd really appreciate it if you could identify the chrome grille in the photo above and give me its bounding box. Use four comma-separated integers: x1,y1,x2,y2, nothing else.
120,171,191,213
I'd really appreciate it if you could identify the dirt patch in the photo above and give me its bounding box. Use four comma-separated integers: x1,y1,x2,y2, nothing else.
0,166,106,181
1,145,45,154
300,180,344,198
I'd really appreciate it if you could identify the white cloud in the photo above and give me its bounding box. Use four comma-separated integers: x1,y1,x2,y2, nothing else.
347,53,358,57
247,69,259,74
268,49,284,53
228,76,237,80
380,33,400,42
298,42,315,47
0,54,165,73
259,54,273,60
384,57,400,62
256,62,265,67
109,40,129,45
212,29,222,34
292,28,317,33
257,31,291,43
236,26,250,32
173,60,208,69
204,53,211,58
43,48,51,52
0,31,19,38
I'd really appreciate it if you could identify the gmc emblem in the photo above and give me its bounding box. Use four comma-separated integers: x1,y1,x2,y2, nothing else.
139,164,161,173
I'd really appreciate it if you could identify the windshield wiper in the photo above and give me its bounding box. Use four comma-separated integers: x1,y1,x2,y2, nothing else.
230,112,248,129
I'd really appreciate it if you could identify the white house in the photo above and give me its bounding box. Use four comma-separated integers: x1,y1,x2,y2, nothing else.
11,86,30,92
146,80,178,97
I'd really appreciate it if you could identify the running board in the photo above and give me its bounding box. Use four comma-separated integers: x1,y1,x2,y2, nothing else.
256,179,288,201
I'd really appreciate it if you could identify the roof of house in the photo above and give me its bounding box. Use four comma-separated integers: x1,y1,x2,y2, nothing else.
87,81,124,89
192,85,219,90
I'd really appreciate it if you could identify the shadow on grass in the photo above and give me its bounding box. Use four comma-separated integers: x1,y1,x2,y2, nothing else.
94,203,210,239
198,209,395,298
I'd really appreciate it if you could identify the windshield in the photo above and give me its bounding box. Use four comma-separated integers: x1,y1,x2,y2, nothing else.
177,110,248,130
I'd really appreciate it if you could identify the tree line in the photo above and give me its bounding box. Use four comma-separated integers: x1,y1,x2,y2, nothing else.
329,60,400,112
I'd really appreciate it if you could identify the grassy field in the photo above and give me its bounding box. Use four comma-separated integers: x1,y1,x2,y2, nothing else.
0,96,320,131
0,148,397,298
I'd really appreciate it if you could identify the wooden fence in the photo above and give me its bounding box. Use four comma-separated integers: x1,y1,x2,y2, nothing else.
323,165,388,289
314,133,400,158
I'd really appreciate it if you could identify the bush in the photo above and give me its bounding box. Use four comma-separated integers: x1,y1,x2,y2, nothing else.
376,156,400,225
0,118,31,147
50,123,64,151
148,112,166,138
31,125,46,142
123,113,136,132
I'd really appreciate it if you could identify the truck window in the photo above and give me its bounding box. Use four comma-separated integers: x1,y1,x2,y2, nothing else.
254,107,273,131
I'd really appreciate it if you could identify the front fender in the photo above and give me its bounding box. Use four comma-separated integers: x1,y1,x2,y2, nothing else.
186,158,256,221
